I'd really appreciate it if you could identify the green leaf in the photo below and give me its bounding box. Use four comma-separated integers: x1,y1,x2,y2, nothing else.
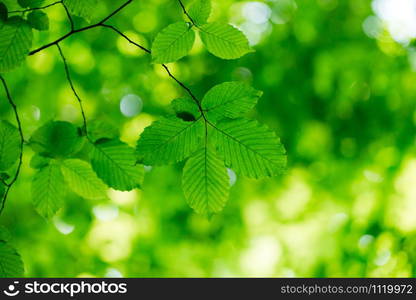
61,159,107,200
0,181,5,201
18,0,44,8
213,118,286,178
27,10,49,31
0,241,24,277
188,0,211,26
170,97,200,121
0,120,20,171
199,22,252,59
136,117,204,165
2,0,19,11
29,121,84,158
202,82,263,121
29,154,50,169
182,147,229,215
64,0,97,21
32,163,65,218
0,226,11,242
0,16,33,72
0,3,7,23
151,21,195,64
91,139,144,191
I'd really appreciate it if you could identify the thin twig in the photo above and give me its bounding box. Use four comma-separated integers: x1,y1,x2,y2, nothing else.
100,24,150,54
56,43,89,138
29,0,133,56
0,75,24,215
61,1,74,31
177,0,196,26
9,0,62,13
0,178,9,187
101,24,204,113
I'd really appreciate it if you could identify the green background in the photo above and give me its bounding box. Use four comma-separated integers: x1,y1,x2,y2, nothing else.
2,0,416,277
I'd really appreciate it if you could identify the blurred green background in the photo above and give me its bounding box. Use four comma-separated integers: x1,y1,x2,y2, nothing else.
2,0,416,277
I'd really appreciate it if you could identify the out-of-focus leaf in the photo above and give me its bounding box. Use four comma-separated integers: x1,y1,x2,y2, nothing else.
29,121,84,158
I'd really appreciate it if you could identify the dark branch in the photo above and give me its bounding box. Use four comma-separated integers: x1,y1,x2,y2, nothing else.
9,0,62,13
29,0,133,56
0,75,24,215
56,43,89,137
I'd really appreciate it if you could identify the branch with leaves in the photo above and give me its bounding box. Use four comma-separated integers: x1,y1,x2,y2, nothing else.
0,0,287,276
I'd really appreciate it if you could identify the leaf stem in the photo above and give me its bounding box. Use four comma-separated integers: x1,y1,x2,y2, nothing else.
0,76,24,215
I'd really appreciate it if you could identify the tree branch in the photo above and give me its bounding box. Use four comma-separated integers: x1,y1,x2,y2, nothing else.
0,75,24,215
29,0,133,56
56,43,89,138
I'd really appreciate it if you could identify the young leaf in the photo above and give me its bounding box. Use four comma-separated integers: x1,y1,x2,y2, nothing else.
136,117,204,165
18,0,44,8
32,163,65,218
199,22,252,59
188,0,211,26
0,241,24,277
61,159,107,200
0,121,20,171
213,118,286,178
27,10,49,31
151,21,195,63
63,0,97,21
91,139,144,191
202,82,263,121
0,2,7,23
0,16,33,73
182,147,229,215
29,121,84,158
170,97,200,121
